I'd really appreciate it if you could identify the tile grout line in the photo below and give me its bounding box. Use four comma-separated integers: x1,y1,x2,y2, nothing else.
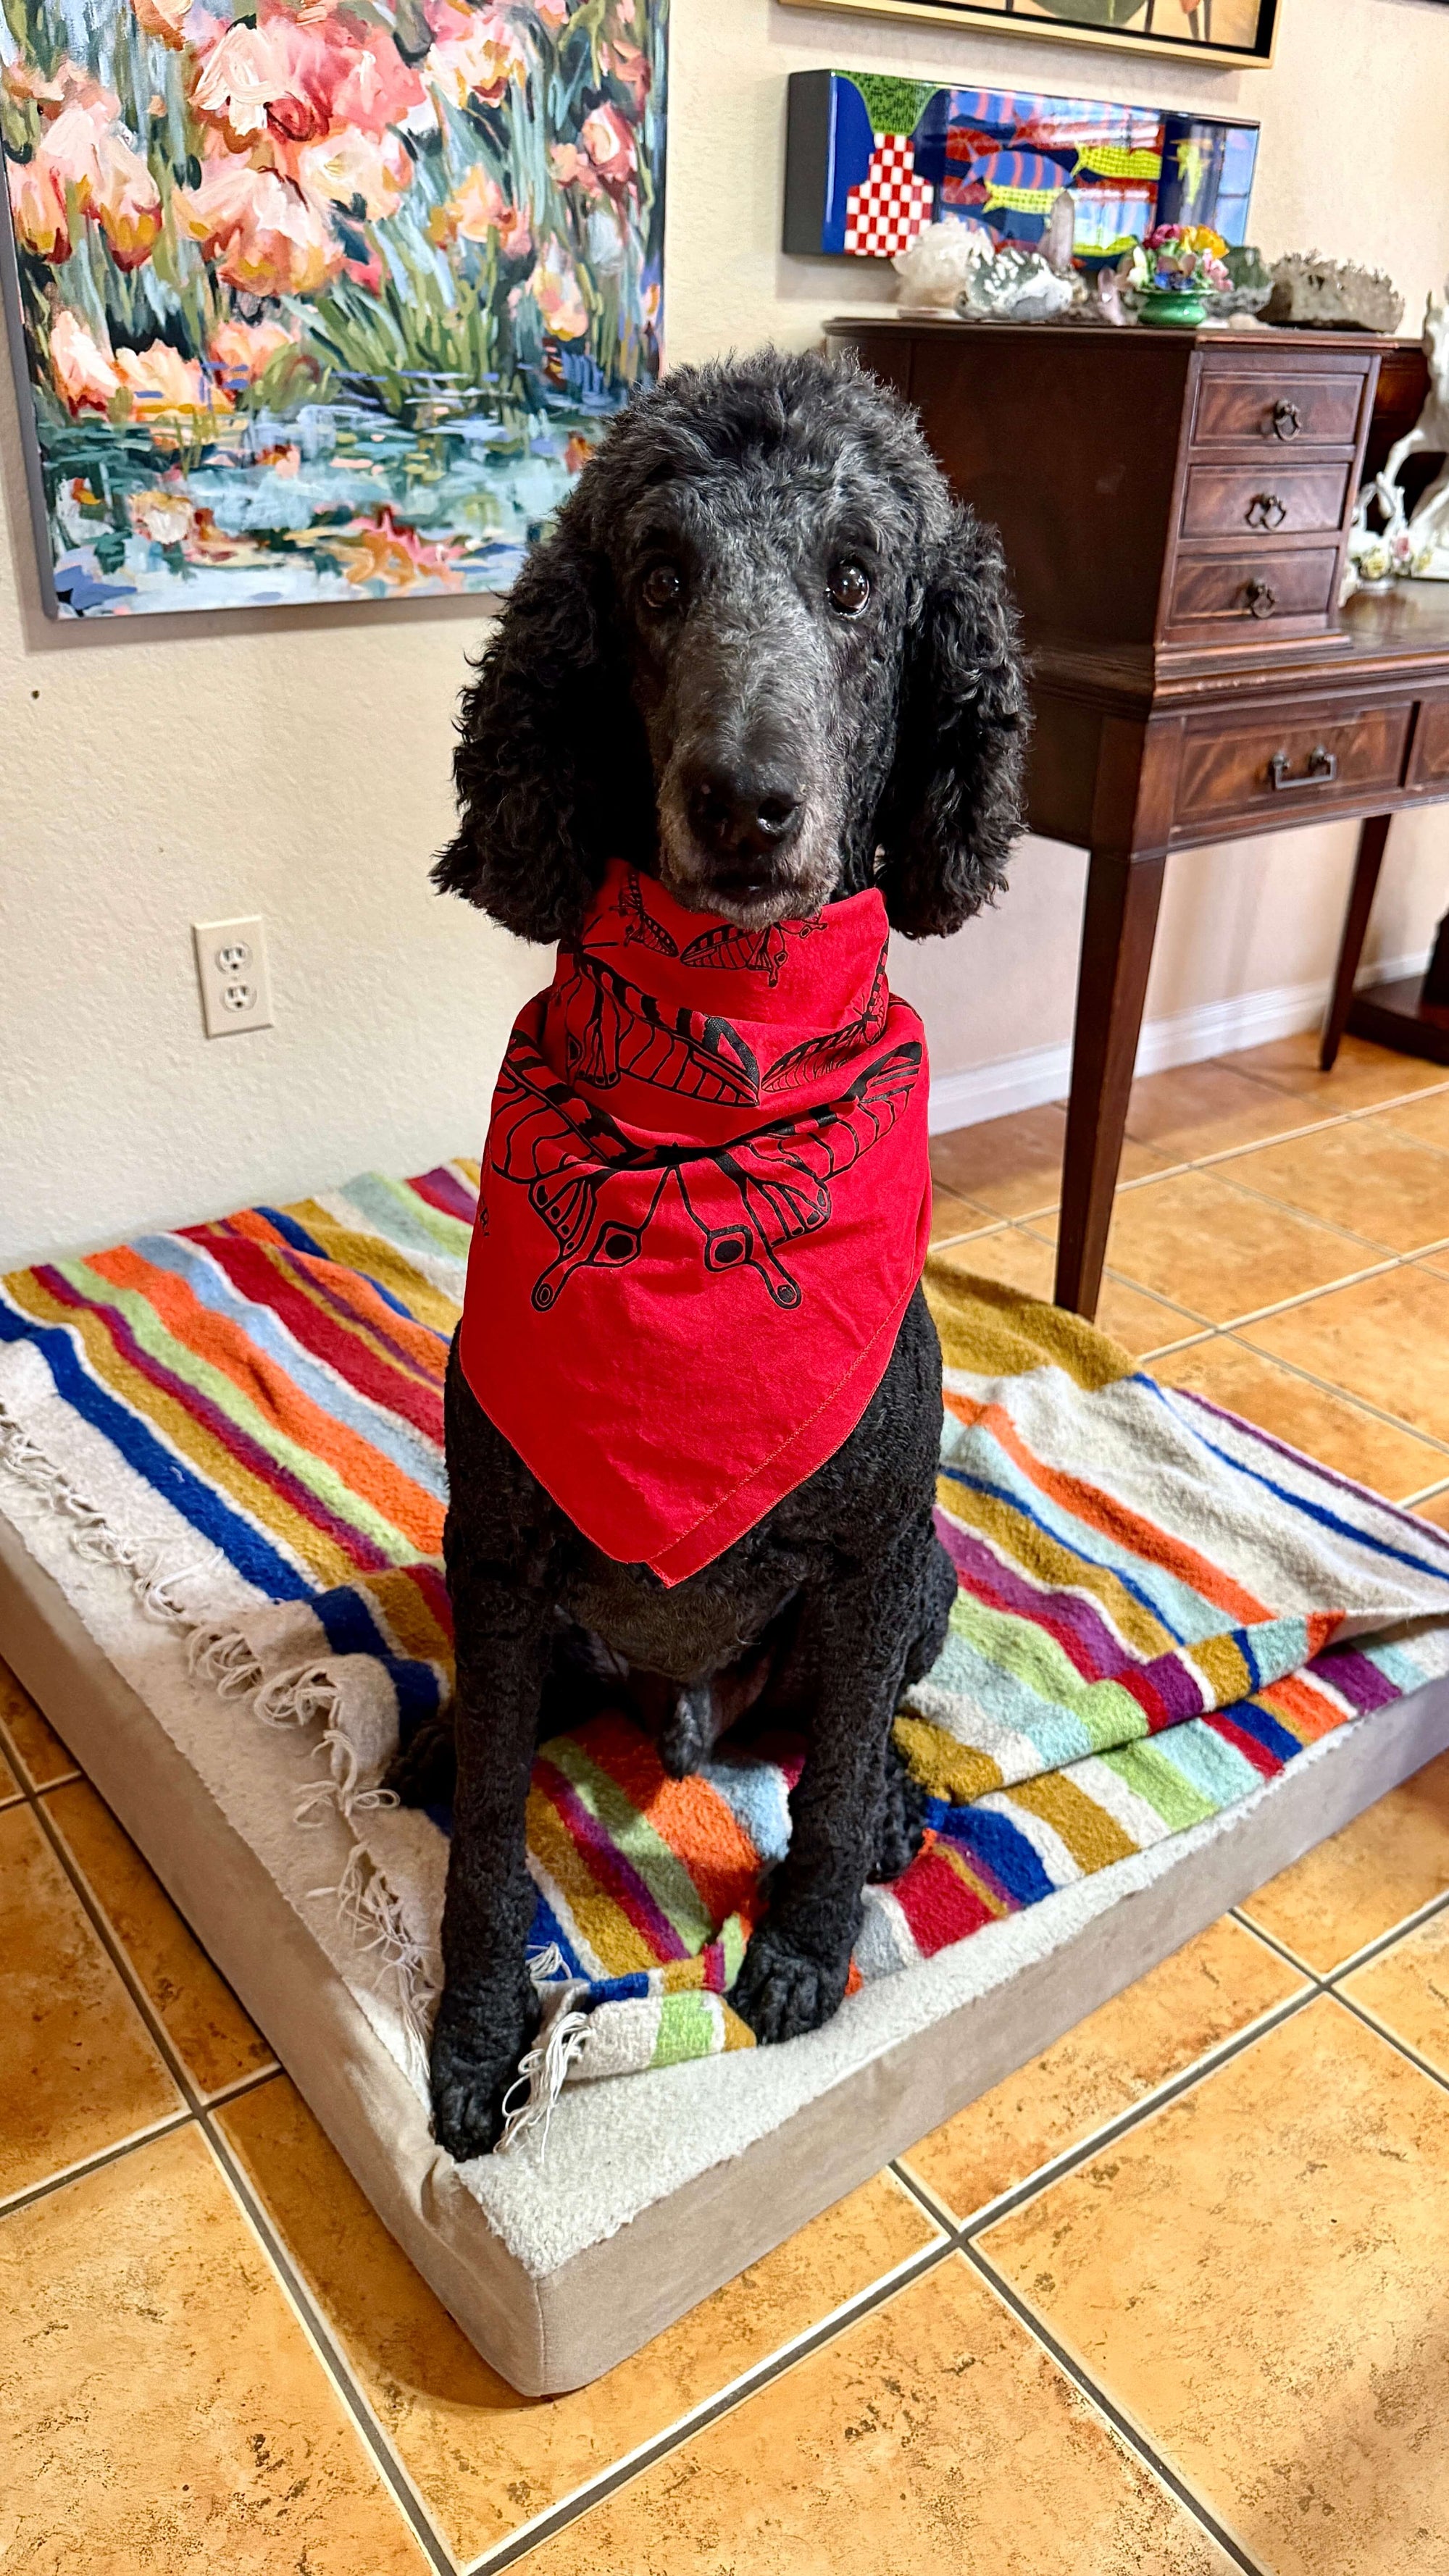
459,2232,960,2576
1232,1878,1449,1990
7,1741,462,2573
1177,1334,1449,1465
931,1070,1449,1250
950,1986,1317,2251
1324,1880,1449,1981
199,2115,459,2576
959,2242,1270,2576
1329,1986,1449,2097
0,2108,196,2224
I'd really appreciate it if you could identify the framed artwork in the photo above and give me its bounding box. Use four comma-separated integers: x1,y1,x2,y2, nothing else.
776,0,1278,72
784,68,1258,266
0,0,666,618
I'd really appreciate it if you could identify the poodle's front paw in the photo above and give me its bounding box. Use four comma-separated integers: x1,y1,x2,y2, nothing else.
731,1924,852,2045
428,1979,537,2162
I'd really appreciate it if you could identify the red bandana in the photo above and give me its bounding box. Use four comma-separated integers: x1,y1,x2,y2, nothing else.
459,860,931,1584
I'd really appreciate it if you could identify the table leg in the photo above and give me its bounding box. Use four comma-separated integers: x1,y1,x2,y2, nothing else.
1321,813,1392,1071
1054,846,1166,1319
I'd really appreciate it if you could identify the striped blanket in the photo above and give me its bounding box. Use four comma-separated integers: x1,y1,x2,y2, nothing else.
3,1165,1449,2147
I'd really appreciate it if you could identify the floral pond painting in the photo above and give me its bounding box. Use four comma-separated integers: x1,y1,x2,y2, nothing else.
0,0,665,615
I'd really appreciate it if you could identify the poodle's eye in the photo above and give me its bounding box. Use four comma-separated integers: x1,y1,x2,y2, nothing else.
827,560,871,616
640,561,684,613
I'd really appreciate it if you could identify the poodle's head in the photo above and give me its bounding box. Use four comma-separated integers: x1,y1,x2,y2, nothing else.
435,349,1028,942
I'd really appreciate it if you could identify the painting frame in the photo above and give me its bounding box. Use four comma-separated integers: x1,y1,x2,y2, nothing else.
775,0,1279,73
1,0,667,622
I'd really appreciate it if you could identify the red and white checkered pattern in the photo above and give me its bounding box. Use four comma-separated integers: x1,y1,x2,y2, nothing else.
843,135,935,259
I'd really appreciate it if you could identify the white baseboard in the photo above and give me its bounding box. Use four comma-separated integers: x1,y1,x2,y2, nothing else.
927,948,1431,1134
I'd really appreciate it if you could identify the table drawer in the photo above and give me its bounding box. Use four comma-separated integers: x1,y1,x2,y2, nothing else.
1176,703,1411,829
1180,460,1351,540
1408,693,1449,787
1190,364,1370,451
1165,543,1340,639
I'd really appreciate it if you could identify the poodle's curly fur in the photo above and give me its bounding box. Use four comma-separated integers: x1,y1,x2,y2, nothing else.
398,350,1028,2161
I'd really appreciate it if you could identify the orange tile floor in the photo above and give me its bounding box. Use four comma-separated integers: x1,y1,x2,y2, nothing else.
4,1029,1449,2574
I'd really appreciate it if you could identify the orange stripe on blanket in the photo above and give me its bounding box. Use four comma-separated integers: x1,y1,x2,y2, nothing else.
88,1245,443,1559
3,1272,359,1590
1258,1667,1353,1744
580,1713,767,1931
945,1387,1272,1627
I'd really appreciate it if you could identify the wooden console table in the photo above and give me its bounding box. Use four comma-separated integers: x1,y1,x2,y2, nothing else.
824,316,1449,1318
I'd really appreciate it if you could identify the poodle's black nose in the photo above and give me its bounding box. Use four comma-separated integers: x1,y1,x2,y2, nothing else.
687,763,802,871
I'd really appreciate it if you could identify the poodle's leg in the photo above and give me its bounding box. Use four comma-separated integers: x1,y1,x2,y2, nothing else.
867,1521,953,1880
869,1741,928,1883
429,1578,550,2162
905,1527,956,1686
731,1528,922,2043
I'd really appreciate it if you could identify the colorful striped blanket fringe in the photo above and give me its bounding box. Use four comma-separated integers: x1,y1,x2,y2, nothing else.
3,1166,1449,2152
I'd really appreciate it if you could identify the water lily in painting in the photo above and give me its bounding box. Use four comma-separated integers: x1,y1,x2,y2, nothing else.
1,0,666,615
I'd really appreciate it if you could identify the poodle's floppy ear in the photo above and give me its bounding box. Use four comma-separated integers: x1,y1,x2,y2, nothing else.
433,492,656,942
874,504,1030,940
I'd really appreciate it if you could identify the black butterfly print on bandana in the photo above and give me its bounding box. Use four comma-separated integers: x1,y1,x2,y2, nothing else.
605,870,821,989
558,952,762,1103
488,1034,923,1313
563,921,893,1111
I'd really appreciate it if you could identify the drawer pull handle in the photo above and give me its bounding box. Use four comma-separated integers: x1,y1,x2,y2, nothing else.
1269,745,1338,790
1244,579,1279,619
1246,490,1288,529
1270,399,1303,441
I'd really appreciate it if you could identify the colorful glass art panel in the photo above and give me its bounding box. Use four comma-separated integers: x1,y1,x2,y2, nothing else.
783,68,1257,267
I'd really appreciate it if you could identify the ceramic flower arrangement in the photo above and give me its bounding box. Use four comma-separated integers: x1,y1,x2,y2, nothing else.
1116,225,1232,329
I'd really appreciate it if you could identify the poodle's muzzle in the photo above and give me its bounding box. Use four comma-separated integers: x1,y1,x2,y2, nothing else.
648,567,846,929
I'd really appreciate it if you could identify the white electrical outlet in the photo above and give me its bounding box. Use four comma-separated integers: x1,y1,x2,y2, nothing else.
193,916,273,1039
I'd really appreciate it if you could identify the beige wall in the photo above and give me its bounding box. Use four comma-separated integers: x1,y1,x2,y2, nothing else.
4,0,1448,1266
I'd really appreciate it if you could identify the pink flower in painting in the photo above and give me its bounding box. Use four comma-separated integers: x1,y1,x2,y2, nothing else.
428,164,530,256
92,128,164,269
533,0,570,27
548,141,600,198
425,4,528,108
28,99,162,270
530,235,587,339
7,155,71,264
113,340,231,413
175,156,341,297
209,314,297,384
4,56,117,119
190,9,422,154
49,309,121,412
578,101,635,197
320,18,425,137
296,125,412,218
189,23,289,149
131,0,193,49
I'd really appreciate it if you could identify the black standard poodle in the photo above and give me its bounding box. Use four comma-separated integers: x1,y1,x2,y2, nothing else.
393,348,1029,2159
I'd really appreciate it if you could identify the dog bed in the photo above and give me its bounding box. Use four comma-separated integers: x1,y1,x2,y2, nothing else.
3,1168,1449,2393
